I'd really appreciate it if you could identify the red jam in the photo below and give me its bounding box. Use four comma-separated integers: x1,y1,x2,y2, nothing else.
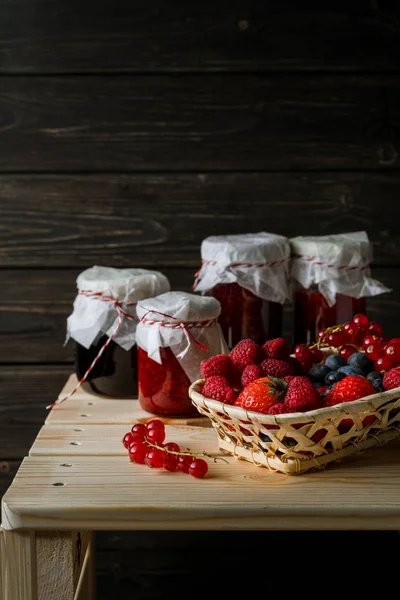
294,288,366,346
75,337,138,398
137,347,197,416
208,282,282,348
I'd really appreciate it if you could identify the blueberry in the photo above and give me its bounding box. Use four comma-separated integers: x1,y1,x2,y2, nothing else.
337,365,364,377
325,354,346,371
367,371,382,382
347,352,373,374
312,382,323,389
308,364,332,383
371,378,385,393
325,370,347,386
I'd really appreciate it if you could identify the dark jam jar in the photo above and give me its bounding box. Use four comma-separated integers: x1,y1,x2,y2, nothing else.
208,282,282,348
137,347,194,415
290,232,390,346
192,233,291,349
136,291,228,416
75,336,138,398
294,286,366,346
66,266,170,398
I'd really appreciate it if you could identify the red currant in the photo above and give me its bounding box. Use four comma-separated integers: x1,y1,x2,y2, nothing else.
177,455,192,473
343,321,360,342
389,338,400,346
164,454,179,472
145,448,165,468
367,322,383,337
338,344,357,361
310,348,323,363
128,440,148,464
122,432,134,449
163,442,180,453
362,335,381,349
327,331,345,347
384,344,400,364
188,458,208,479
365,342,383,361
294,344,312,362
145,419,165,434
374,356,393,372
317,330,327,343
146,427,166,445
352,313,369,328
131,423,146,440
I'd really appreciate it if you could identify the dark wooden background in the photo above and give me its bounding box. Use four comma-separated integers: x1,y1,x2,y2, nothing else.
1,1,400,596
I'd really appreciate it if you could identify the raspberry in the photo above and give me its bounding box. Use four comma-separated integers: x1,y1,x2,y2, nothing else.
267,402,289,415
283,375,296,384
325,376,376,407
230,339,261,373
261,338,290,361
383,366,400,391
200,354,234,383
241,364,262,388
284,376,320,412
260,358,291,378
202,376,237,405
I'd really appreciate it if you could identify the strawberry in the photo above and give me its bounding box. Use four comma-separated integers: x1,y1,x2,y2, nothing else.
383,366,400,391
284,376,320,412
261,338,290,361
325,376,376,407
235,376,287,414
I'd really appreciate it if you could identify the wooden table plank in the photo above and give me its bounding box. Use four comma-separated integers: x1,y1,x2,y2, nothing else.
45,375,210,427
29,424,212,457
3,438,400,531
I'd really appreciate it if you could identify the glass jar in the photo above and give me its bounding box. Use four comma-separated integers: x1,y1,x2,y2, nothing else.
66,266,170,398
208,282,282,348
192,232,291,349
137,346,193,415
290,232,390,346
75,336,138,398
136,291,228,416
294,285,366,346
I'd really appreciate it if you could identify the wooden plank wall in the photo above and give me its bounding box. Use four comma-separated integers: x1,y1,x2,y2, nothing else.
1,1,400,594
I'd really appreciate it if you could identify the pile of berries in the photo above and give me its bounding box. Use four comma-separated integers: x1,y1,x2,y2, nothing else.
200,313,400,417
122,419,209,478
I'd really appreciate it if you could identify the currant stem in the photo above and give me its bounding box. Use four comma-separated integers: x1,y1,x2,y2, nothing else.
144,438,229,463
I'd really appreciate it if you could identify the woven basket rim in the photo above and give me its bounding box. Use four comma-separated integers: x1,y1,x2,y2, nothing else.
189,378,400,426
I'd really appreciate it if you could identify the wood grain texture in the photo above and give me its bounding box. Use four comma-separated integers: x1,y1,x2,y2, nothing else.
2,173,400,267
0,76,399,171
3,443,400,530
1,268,399,364
2,530,37,600
1,1,400,74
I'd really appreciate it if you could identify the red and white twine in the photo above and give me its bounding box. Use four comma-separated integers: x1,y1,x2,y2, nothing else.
47,290,137,409
192,257,289,288
139,309,217,353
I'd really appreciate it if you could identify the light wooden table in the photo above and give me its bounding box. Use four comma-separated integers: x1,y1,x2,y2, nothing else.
2,374,400,599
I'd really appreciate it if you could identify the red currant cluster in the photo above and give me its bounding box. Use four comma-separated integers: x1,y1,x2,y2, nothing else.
122,419,209,479
294,313,399,373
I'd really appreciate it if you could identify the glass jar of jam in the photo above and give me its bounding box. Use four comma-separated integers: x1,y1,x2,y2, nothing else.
66,266,170,398
290,232,390,346
136,291,228,416
192,232,291,348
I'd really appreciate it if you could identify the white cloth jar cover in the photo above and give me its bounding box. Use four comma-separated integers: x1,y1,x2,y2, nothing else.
136,291,229,382
290,231,391,307
66,266,170,351
192,232,292,305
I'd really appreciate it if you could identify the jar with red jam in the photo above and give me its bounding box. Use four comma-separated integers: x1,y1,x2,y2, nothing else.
66,266,170,398
192,232,291,348
135,291,228,416
290,232,390,346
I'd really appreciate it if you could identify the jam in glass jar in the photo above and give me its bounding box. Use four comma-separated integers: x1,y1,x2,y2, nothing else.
136,291,228,416
66,266,170,398
290,232,390,346
192,232,291,349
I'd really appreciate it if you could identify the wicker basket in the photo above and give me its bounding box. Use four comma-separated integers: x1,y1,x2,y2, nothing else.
189,379,400,475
